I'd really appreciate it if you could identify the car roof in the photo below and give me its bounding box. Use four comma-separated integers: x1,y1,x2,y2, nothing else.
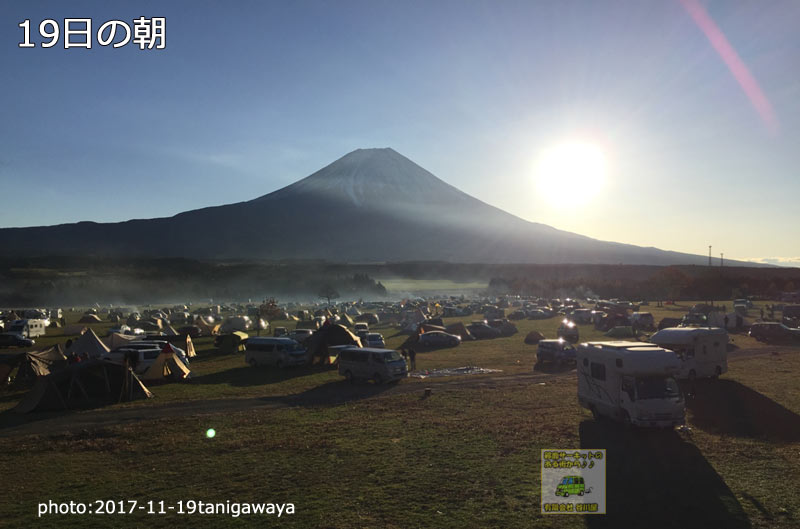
342,347,397,354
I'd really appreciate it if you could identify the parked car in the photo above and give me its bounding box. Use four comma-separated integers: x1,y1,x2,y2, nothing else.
338,347,407,384
571,309,593,324
630,312,655,330
508,310,527,321
557,319,579,343
354,322,369,334
466,323,501,339
527,309,551,320
245,337,308,367
749,322,800,343
536,339,576,366
0,333,34,348
364,333,386,348
418,331,461,348
288,329,314,344
103,347,163,374
273,327,288,337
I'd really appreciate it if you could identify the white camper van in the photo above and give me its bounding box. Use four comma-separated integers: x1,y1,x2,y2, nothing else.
6,319,48,339
577,341,685,428
649,327,728,380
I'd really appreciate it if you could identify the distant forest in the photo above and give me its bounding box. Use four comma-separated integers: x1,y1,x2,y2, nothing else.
0,256,798,306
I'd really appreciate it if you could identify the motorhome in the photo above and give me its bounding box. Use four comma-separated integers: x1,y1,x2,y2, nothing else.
6,319,48,339
577,341,684,428
649,327,728,380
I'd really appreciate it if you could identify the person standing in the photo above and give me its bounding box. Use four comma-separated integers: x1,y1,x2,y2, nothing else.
409,348,417,371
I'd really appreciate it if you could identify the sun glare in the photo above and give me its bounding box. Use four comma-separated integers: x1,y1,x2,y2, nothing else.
535,141,607,204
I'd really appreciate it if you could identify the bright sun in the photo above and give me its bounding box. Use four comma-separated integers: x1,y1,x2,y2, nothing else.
535,141,607,204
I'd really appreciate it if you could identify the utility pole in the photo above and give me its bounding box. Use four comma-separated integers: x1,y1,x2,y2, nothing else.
720,253,724,267
708,245,712,266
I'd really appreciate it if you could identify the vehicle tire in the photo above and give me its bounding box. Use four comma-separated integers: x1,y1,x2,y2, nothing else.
344,370,354,385
563,492,569,498
249,359,257,368
622,410,633,428
590,406,601,421
373,373,384,385
579,491,584,496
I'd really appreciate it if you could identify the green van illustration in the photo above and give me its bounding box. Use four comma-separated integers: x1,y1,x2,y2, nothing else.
555,476,586,497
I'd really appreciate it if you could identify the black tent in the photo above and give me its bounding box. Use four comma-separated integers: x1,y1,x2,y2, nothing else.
306,324,362,362
0,345,67,387
14,360,152,413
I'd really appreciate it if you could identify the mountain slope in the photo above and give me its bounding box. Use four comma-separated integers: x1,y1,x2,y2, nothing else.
0,148,736,265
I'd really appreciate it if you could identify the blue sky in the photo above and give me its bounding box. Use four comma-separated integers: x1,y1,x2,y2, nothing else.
2,0,799,265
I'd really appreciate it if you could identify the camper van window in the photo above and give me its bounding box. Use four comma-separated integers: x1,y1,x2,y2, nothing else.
635,376,680,400
372,353,386,363
590,363,606,381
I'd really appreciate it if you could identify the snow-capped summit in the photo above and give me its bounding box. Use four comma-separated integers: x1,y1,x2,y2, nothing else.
0,148,717,264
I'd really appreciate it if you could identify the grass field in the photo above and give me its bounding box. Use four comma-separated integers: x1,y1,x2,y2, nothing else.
1,300,798,528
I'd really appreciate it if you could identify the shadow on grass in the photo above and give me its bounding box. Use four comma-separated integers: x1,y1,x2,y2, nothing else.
580,420,750,529
533,362,576,375
259,378,395,408
0,408,70,432
190,363,335,388
685,379,800,442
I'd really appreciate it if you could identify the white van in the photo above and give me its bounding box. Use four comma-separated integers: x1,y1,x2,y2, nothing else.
6,319,47,338
244,337,308,368
649,327,728,380
577,341,685,428
338,347,407,384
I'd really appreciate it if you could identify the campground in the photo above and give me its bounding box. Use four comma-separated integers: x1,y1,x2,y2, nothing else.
1,301,799,528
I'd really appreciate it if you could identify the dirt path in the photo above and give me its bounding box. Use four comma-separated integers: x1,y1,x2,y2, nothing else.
0,347,774,439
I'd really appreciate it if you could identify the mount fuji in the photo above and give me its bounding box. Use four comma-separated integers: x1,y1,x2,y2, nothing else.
0,148,724,265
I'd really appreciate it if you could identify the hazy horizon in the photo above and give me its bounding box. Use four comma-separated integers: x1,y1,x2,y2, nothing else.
3,1,800,266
